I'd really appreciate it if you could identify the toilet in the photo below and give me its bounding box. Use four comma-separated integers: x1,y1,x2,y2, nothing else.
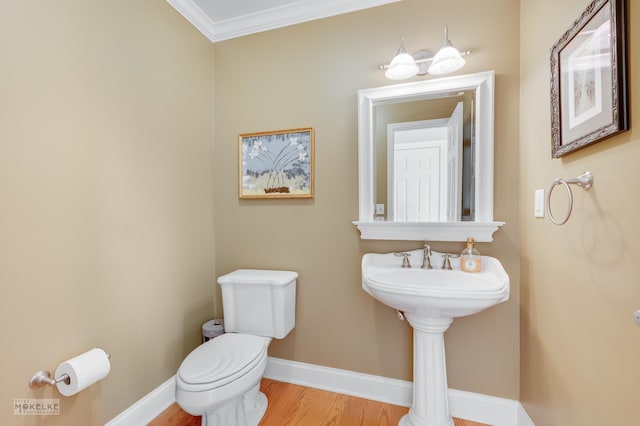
175,269,297,426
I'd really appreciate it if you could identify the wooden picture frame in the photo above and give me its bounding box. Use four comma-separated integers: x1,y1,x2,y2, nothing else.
550,0,628,158
239,128,314,199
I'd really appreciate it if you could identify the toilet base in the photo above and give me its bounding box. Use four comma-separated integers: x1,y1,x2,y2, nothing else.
200,384,268,426
245,391,268,425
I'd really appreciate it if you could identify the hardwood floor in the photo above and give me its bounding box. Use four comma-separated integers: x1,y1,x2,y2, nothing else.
149,379,487,426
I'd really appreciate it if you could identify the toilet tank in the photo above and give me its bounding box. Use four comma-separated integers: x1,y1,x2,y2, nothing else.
217,269,297,339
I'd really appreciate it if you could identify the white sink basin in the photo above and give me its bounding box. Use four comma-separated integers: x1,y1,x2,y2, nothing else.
362,249,509,318
361,249,509,426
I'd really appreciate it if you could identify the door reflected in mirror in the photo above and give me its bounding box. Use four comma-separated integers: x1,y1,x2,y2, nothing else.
376,92,475,222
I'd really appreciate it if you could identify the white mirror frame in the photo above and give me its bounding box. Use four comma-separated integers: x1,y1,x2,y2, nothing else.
353,70,504,241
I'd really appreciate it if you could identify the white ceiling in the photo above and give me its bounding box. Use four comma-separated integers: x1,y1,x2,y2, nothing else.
167,0,401,43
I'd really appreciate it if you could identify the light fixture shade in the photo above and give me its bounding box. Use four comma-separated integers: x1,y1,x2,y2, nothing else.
385,36,419,80
428,46,465,75
428,26,465,75
385,52,419,80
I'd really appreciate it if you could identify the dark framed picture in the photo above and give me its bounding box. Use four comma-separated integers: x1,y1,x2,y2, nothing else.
238,127,314,199
550,0,628,158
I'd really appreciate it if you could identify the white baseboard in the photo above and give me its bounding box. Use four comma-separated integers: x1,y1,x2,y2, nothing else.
106,357,535,426
264,356,413,407
447,388,525,426
265,356,534,426
105,376,175,426
517,403,536,426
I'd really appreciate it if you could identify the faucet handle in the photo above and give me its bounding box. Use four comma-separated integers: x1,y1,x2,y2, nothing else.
394,252,412,268
440,253,459,270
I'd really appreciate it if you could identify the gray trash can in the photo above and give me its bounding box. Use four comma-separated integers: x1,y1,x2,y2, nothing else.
202,319,224,343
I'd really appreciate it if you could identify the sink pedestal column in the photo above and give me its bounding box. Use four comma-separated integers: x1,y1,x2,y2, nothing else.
400,316,454,426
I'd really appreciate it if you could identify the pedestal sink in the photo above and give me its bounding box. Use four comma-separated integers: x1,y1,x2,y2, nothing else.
362,249,509,426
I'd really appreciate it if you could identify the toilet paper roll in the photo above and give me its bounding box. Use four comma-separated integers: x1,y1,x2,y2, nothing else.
55,348,111,396
202,319,224,341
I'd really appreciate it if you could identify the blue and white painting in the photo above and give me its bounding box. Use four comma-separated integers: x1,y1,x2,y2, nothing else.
240,128,314,198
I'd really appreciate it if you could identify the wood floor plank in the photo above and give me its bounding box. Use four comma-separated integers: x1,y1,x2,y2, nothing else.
149,378,487,426
454,418,487,426
339,394,369,426
259,380,307,423
148,403,201,426
289,386,341,425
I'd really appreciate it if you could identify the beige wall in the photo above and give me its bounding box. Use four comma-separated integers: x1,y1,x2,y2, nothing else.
0,2,214,425
214,0,521,398
520,0,640,424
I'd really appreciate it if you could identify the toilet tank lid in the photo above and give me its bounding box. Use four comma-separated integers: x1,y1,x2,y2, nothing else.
217,269,298,286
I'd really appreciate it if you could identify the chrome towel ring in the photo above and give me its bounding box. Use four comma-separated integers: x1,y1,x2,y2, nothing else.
547,171,593,225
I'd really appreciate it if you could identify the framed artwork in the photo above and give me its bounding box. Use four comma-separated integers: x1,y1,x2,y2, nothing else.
550,0,628,158
238,127,314,199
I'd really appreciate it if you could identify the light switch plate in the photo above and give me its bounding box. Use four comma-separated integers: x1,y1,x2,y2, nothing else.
375,204,385,215
534,189,544,218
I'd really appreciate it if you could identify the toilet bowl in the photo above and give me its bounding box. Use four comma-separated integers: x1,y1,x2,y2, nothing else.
175,269,297,426
176,334,271,426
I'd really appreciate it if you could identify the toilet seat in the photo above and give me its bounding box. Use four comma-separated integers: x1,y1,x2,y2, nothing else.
177,333,268,392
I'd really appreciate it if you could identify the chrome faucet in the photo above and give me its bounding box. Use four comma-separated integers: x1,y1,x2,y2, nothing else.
421,242,432,269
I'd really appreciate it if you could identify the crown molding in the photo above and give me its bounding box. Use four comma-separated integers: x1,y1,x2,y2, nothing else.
166,0,217,42
167,0,401,43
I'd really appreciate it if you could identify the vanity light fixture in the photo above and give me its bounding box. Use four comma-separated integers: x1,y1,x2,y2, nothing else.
381,26,469,80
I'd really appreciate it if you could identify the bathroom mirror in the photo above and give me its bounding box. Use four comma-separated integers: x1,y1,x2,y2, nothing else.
354,71,504,241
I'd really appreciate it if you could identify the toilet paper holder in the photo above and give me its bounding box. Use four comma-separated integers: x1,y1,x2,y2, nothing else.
29,370,71,388
29,351,111,389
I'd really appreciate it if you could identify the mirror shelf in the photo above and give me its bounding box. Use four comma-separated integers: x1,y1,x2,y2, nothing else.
353,220,504,242
355,70,504,242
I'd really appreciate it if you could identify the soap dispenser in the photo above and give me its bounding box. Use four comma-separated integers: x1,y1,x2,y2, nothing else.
460,237,482,273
